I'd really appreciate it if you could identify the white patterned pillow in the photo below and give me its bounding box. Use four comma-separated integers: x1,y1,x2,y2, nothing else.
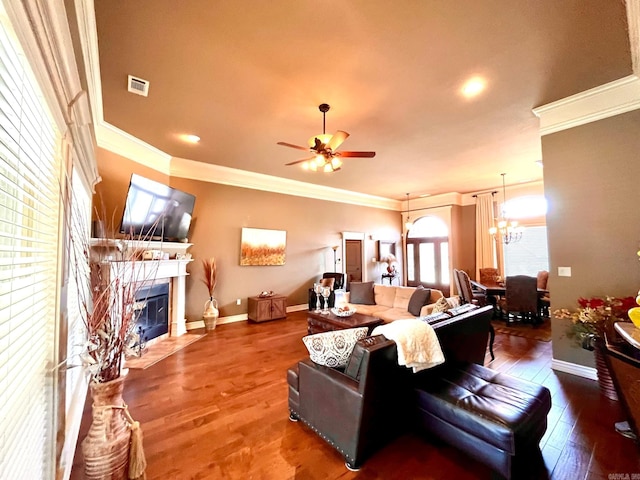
302,327,369,367
446,295,461,309
432,296,451,313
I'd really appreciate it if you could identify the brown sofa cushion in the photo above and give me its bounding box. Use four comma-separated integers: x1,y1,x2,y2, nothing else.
350,281,375,305
408,287,431,316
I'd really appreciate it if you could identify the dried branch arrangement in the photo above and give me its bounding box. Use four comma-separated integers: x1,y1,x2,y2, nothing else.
66,190,159,383
202,257,218,298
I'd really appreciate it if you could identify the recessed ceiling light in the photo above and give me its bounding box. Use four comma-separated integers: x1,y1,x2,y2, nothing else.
419,193,431,198
461,77,486,98
180,134,200,144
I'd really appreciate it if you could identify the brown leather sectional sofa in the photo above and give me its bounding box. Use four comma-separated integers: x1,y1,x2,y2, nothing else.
287,305,551,478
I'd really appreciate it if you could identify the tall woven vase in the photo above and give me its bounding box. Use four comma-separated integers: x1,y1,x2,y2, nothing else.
81,374,131,479
594,345,619,401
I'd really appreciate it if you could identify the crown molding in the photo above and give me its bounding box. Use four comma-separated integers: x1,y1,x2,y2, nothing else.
533,0,640,136
171,157,400,210
532,75,640,135
96,121,172,173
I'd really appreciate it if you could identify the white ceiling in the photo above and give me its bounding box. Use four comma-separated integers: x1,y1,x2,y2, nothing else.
91,0,632,200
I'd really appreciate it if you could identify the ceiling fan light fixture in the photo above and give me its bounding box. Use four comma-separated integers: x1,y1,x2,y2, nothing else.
308,133,332,148
279,103,375,172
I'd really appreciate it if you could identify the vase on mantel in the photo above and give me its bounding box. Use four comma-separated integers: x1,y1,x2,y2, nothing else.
81,374,131,479
203,297,219,331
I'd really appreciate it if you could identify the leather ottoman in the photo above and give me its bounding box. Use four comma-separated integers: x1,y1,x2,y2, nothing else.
414,362,551,479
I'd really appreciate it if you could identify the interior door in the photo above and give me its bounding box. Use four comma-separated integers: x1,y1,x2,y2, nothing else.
345,239,363,284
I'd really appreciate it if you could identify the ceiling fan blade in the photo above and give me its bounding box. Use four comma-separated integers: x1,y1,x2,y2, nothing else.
285,156,315,166
277,141,309,151
337,151,376,158
326,130,349,151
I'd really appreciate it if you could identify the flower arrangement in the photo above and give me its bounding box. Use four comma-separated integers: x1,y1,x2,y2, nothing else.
201,257,218,299
554,296,635,349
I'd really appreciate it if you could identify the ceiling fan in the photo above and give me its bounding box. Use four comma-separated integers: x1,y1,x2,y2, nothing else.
277,103,376,172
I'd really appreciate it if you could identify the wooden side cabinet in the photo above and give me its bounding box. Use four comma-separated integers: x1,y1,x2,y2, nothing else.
248,295,287,322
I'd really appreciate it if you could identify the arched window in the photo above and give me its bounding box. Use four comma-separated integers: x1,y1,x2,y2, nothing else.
406,216,450,294
503,195,547,220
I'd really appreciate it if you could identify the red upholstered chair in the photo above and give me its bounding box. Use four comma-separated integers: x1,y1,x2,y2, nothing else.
479,268,501,287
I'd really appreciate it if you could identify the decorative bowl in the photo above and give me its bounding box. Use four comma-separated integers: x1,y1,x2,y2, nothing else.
331,307,356,317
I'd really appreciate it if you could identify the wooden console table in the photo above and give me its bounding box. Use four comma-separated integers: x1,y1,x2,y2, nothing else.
248,294,287,322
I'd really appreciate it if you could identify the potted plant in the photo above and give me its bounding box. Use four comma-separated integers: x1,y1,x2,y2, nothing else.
554,295,636,401
202,257,219,331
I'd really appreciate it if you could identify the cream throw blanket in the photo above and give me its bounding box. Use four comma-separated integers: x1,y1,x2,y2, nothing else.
371,319,445,373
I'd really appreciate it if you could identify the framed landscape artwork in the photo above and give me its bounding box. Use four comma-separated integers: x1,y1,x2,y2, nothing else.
240,228,287,266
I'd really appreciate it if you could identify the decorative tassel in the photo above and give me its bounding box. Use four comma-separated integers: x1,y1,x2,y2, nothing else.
122,405,147,480
128,420,147,479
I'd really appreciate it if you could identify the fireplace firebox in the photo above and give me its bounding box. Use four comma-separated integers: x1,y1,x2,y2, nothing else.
135,281,170,342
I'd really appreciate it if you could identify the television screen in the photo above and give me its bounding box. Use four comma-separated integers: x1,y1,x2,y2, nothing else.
120,174,196,241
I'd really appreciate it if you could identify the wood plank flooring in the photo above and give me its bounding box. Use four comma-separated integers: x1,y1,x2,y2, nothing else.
71,311,640,479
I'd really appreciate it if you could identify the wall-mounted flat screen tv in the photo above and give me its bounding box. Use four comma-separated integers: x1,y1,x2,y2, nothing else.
119,174,196,242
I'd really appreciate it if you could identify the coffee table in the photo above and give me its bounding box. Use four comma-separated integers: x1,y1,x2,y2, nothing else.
306,310,383,335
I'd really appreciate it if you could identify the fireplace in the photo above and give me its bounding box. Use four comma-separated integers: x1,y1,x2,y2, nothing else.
135,280,170,342
90,238,192,338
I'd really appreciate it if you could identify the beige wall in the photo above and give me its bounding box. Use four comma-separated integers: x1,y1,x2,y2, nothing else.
94,148,401,321
543,109,640,366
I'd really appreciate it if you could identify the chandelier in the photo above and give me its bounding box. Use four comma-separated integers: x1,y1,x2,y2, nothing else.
404,193,413,230
489,173,524,245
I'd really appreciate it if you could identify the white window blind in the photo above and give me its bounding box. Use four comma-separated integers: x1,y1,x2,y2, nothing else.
0,12,61,479
504,225,549,277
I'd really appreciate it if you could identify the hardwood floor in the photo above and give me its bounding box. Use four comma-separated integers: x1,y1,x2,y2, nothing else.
71,311,640,479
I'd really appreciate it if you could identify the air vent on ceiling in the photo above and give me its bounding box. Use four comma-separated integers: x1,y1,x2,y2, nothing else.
127,75,149,97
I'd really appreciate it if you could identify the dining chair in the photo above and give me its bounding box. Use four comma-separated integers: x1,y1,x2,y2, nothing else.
454,269,494,360
455,269,486,306
498,275,540,324
537,270,550,318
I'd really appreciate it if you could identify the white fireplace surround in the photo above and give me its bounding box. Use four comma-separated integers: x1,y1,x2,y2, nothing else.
90,239,193,336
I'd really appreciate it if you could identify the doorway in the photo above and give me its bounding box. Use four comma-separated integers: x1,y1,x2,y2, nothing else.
345,239,363,283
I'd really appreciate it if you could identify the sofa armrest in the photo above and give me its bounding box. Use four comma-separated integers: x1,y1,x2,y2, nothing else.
293,336,410,469
420,303,436,316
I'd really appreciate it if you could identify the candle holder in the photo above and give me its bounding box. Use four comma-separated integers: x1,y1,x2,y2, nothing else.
321,286,331,314
314,283,323,313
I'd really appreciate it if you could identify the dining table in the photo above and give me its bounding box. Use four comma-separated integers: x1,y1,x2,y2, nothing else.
470,280,549,318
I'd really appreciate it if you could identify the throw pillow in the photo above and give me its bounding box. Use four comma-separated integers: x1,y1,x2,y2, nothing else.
408,287,432,316
302,327,369,367
349,281,375,305
431,296,451,314
446,295,461,309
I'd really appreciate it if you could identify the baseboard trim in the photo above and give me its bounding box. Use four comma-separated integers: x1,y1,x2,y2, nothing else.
185,304,308,330
551,358,597,381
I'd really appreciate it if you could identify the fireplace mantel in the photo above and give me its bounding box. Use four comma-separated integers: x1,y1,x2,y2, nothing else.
90,238,193,336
